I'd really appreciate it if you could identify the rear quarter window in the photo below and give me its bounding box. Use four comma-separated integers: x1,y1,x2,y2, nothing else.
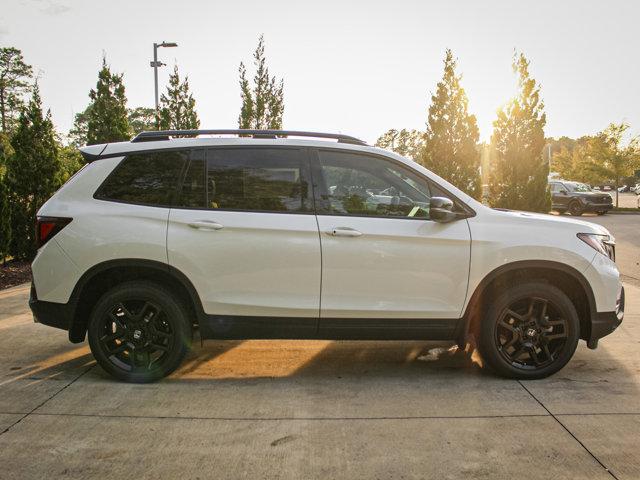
95,150,189,206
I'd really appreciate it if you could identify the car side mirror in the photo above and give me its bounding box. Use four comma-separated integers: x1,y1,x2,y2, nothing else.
559,189,568,195
430,197,457,223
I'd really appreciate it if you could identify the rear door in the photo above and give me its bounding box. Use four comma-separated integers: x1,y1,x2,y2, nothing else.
313,149,471,334
167,147,321,336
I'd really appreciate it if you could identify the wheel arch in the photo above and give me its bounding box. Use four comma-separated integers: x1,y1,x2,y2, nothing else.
67,259,205,343
457,260,596,345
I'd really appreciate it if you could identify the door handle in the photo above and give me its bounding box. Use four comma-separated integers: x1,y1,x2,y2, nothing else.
326,227,363,237
188,220,224,231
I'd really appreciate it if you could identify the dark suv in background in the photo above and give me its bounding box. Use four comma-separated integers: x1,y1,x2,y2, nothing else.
550,180,613,216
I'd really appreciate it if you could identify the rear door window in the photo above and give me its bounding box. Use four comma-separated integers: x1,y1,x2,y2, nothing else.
176,148,312,213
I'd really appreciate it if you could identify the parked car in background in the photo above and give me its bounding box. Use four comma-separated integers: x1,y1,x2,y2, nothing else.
549,180,613,216
618,185,630,193
634,184,640,195
29,130,624,382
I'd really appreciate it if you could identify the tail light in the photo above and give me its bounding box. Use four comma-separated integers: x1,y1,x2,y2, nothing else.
36,216,72,249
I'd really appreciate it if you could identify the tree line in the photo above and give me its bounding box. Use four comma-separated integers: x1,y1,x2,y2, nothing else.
376,50,640,211
0,36,282,261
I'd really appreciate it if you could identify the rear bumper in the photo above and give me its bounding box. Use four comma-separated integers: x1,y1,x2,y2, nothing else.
29,282,73,331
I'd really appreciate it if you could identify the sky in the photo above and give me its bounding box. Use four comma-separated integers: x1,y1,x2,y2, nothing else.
2,0,639,144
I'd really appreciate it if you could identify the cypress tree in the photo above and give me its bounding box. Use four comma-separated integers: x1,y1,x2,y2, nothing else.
489,52,550,212
238,35,284,129
419,49,481,198
0,47,33,133
6,84,61,259
86,57,130,145
159,65,200,130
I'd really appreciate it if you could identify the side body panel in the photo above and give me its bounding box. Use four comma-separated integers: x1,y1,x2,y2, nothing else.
33,157,169,303
167,210,322,317
316,215,471,319
464,209,619,313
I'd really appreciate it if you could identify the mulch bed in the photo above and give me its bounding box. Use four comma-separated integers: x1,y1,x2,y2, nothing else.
0,260,32,290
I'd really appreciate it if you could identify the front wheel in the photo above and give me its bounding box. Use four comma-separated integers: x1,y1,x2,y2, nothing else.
88,281,192,383
597,211,607,215
479,282,580,379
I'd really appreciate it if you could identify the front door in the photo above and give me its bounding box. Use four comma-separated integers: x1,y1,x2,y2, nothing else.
312,149,471,336
167,147,321,337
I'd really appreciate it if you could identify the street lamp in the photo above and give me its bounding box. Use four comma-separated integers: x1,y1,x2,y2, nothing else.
151,41,178,129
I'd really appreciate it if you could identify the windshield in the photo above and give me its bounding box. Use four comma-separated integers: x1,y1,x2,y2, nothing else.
567,182,592,192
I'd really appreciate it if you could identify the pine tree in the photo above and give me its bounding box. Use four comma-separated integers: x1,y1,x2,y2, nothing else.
0,47,33,133
6,84,61,259
85,57,130,145
159,65,200,130
238,35,284,129
375,128,424,160
128,107,156,135
419,49,481,198
68,105,92,146
489,52,550,212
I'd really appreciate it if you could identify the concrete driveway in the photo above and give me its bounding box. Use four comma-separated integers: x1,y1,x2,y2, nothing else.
0,279,638,480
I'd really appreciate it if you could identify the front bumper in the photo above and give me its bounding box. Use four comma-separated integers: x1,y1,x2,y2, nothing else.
587,286,624,348
29,282,73,331
584,202,613,212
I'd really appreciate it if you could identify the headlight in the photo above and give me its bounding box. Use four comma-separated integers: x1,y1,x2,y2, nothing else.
577,233,615,261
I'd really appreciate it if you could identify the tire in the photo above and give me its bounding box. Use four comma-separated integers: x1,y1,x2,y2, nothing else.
88,281,192,383
479,282,580,380
568,201,583,216
597,211,606,216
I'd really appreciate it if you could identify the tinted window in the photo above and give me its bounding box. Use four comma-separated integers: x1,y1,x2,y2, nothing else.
317,150,433,218
96,150,189,205
205,148,311,213
177,149,206,208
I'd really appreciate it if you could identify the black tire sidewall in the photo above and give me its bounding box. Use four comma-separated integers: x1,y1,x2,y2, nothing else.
88,281,191,383
479,282,580,380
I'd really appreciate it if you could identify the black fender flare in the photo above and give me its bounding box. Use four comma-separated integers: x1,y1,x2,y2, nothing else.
67,259,205,342
456,260,597,343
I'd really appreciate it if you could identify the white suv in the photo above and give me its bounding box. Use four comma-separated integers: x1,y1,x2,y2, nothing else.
29,129,625,382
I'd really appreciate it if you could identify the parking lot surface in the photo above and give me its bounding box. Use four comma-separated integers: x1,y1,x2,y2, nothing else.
1,214,638,479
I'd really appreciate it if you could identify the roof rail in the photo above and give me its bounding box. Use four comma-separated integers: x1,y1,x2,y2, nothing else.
131,129,367,146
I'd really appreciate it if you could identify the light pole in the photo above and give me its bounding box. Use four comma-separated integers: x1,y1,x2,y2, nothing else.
151,41,178,129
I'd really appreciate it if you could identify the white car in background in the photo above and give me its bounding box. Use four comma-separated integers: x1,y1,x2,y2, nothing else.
29,129,625,382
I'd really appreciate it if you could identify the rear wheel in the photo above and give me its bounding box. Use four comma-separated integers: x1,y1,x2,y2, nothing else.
479,282,580,379
597,211,606,215
568,201,583,216
88,282,192,383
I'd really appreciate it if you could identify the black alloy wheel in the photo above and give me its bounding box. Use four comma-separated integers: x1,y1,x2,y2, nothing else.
479,282,580,379
495,296,568,370
88,282,191,382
